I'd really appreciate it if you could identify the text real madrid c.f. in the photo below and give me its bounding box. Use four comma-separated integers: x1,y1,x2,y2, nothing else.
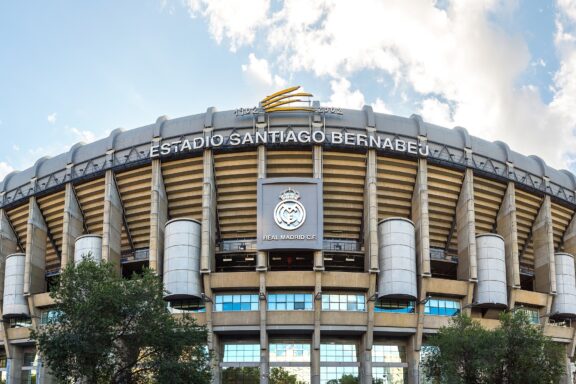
150,130,429,158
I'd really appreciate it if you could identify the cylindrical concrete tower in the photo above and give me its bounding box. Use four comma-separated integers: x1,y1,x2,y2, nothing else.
74,235,103,265
163,218,202,301
377,218,417,299
552,252,576,318
2,253,29,318
476,234,507,307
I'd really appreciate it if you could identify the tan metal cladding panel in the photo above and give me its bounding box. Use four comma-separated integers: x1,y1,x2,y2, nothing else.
162,156,203,221
74,177,105,235
376,156,417,220
552,201,573,250
6,201,29,252
324,151,365,239
267,149,313,178
117,165,152,249
474,176,506,234
215,151,257,239
38,190,65,270
428,165,463,249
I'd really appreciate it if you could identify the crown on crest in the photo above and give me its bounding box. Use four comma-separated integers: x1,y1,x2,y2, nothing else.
279,188,300,201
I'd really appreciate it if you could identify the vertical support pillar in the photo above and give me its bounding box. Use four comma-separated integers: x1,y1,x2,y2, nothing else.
7,345,23,384
497,182,521,308
412,157,430,383
312,144,323,384
562,210,576,256
456,169,477,282
365,149,379,273
412,158,431,277
200,149,216,274
102,170,122,274
203,274,219,384
0,209,18,299
256,144,267,271
24,197,47,295
407,335,420,384
312,272,321,384
150,159,168,275
61,183,84,268
313,145,324,271
533,196,556,294
362,273,377,384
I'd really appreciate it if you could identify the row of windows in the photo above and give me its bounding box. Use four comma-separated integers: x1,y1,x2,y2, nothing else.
221,366,407,384
223,343,406,363
210,294,460,317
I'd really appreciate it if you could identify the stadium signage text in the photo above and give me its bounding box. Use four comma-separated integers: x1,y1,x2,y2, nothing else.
150,131,430,158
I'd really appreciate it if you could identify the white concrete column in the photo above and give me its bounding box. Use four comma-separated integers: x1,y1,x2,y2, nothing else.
412,158,431,277
61,183,85,268
497,182,521,307
533,196,556,294
313,145,324,271
102,170,123,274
200,149,216,273
150,159,168,275
257,144,267,271
365,149,379,273
456,169,477,282
24,197,47,295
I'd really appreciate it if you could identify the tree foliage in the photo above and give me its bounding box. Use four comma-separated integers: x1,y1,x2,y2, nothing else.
421,311,565,384
31,259,211,384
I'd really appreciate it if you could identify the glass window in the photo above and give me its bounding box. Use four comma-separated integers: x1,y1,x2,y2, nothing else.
372,366,407,383
215,294,259,312
223,344,260,363
270,343,311,362
424,297,460,316
516,306,540,324
320,366,358,384
8,317,31,328
40,309,61,325
374,299,415,313
320,344,357,363
372,345,406,363
168,299,206,313
271,366,310,384
22,353,36,367
268,293,313,311
222,367,260,384
321,294,365,312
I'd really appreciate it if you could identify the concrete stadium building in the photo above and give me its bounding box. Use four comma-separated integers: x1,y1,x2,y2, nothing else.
2,88,576,383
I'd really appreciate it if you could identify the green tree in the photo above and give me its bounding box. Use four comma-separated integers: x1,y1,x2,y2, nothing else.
269,367,301,384
421,311,565,384
31,259,211,384
222,367,260,383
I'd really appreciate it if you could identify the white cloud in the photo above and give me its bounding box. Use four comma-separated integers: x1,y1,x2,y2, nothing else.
189,0,576,170
328,78,365,109
419,98,455,128
371,98,392,114
12,144,20,151
0,162,14,180
47,112,57,125
186,0,270,52
242,53,286,89
70,127,97,143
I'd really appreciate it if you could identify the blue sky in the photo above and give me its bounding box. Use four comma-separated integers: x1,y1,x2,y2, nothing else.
1,0,576,178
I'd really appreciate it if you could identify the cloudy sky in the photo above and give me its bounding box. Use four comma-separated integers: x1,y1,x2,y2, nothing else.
1,0,576,179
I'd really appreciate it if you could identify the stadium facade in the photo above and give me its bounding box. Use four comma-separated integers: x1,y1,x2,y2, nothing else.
1,88,576,383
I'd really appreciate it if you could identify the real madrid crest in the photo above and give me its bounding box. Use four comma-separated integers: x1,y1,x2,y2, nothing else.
274,188,306,230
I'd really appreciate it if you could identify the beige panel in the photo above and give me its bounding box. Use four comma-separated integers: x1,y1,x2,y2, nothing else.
116,165,152,250
427,165,463,250
323,150,366,239
5,202,29,252
37,189,65,271
74,177,105,235
161,156,204,220
515,188,543,268
266,149,313,178
551,201,573,251
473,176,506,234
215,151,257,239
376,156,417,220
